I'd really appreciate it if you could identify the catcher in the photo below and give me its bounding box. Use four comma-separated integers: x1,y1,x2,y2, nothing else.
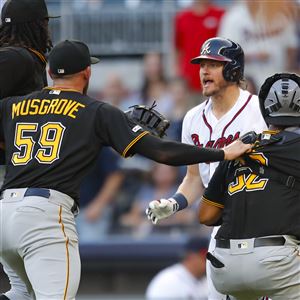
199,73,300,299
0,40,250,300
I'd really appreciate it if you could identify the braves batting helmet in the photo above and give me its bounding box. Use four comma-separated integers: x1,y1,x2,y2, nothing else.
259,73,300,126
191,37,244,83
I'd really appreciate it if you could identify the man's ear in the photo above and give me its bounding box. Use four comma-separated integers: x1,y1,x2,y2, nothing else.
83,66,91,80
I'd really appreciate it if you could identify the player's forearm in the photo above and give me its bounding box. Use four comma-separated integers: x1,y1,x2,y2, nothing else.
176,172,204,207
132,135,224,165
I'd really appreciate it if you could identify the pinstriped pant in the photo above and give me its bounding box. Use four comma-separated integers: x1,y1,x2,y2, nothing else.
0,188,80,300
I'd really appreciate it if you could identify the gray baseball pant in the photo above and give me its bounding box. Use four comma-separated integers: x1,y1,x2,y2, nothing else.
208,235,300,300
0,188,81,300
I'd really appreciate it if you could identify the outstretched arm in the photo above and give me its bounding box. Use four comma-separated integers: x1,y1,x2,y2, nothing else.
132,134,250,166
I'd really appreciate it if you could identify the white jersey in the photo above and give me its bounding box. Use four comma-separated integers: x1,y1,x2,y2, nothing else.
145,263,208,300
182,89,267,187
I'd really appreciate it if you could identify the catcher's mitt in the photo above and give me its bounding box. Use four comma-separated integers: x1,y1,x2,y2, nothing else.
125,102,170,138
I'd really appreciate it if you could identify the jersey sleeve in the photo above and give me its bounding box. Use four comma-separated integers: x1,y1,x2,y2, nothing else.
95,103,149,157
202,161,229,208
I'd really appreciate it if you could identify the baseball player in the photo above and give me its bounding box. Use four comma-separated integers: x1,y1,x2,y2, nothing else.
0,0,58,98
199,72,300,299
0,0,58,171
146,37,268,300
0,40,249,300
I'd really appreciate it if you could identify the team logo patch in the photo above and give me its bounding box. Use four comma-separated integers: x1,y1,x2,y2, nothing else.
201,42,211,55
49,90,61,95
132,125,142,132
57,69,65,74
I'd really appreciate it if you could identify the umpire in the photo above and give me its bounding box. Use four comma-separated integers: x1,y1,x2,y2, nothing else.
199,73,300,299
0,40,249,300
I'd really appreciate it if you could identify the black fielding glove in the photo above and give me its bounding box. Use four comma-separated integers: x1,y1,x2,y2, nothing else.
125,101,170,138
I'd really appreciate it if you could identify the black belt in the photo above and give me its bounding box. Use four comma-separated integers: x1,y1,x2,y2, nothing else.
216,236,286,248
23,188,77,214
24,188,50,198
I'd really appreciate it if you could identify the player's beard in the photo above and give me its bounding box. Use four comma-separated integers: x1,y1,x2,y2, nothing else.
202,80,228,97
83,82,89,95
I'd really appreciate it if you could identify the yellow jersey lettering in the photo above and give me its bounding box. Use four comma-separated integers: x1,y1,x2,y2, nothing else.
29,99,41,115
62,100,77,116
38,99,51,115
12,102,22,119
11,98,85,119
68,103,85,118
54,99,69,114
47,99,60,114
20,99,31,116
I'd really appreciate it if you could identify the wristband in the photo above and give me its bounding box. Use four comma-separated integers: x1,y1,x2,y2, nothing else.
172,193,188,211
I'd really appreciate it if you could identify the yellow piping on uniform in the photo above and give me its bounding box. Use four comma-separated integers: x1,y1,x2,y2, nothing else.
59,205,70,300
28,48,47,64
43,87,81,93
201,196,224,209
122,131,149,157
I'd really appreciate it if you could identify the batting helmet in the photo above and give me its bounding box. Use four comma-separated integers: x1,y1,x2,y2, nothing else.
191,37,244,83
259,73,300,126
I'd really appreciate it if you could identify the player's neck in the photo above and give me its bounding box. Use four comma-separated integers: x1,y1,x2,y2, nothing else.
52,78,85,94
211,86,240,120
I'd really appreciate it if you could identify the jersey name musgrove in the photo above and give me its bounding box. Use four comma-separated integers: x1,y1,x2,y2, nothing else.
12,98,85,119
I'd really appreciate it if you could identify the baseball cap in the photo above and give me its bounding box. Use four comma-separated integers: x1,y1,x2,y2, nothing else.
48,40,100,75
1,0,60,24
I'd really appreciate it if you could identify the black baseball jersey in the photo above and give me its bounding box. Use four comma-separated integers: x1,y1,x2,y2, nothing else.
0,46,47,98
0,87,149,203
203,130,300,239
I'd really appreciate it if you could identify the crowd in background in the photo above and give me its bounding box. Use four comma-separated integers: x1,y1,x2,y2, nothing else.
70,0,300,245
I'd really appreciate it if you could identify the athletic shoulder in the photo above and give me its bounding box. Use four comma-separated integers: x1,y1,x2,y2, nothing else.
183,101,207,122
0,46,33,63
240,89,260,109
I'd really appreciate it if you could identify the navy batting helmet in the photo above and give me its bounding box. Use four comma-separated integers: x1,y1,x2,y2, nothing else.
259,73,300,126
191,37,244,83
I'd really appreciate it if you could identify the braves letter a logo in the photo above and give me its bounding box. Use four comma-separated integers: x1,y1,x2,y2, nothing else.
201,42,211,55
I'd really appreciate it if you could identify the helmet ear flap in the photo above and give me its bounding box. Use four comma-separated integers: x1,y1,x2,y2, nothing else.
223,62,241,82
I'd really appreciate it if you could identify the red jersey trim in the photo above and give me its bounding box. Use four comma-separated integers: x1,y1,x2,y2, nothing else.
222,94,253,137
202,99,213,140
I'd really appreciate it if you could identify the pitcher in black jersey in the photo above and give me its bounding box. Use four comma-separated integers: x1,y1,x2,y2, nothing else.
199,73,300,300
0,39,250,300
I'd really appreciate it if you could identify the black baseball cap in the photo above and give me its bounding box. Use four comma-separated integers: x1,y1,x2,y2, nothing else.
1,0,60,24
49,40,100,75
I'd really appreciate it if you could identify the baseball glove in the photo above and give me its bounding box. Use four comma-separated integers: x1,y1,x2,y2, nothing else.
125,102,170,138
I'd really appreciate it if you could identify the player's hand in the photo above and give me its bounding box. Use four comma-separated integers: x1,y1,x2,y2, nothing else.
223,139,252,160
145,198,179,224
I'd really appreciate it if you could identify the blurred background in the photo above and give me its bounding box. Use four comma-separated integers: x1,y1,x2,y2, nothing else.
0,0,299,299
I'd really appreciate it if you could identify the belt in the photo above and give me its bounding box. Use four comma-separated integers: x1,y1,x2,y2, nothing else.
1,187,78,214
24,187,50,198
216,236,286,249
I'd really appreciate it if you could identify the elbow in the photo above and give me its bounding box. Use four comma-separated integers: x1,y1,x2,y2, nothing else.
198,204,221,226
198,212,215,225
